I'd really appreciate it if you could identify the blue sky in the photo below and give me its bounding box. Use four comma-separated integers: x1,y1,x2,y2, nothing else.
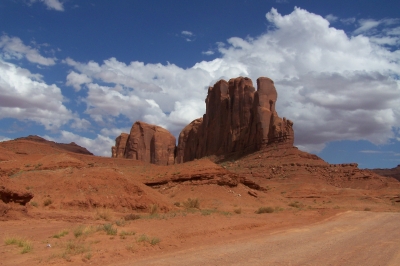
1,0,400,169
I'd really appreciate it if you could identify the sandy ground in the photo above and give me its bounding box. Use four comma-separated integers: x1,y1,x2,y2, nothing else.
129,211,400,266
1,139,400,265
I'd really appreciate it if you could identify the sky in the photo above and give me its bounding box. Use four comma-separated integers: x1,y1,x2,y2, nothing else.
0,0,400,169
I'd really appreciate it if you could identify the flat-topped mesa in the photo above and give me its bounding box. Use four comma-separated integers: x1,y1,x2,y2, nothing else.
176,76,294,163
112,121,176,165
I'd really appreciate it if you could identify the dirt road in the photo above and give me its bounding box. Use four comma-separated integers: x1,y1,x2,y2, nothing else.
126,211,400,266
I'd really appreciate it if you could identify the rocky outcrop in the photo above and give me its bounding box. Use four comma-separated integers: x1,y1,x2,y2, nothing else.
371,165,400,182
0,185,33,206
111,133,129,158
112,121,176,165
176,77,293,163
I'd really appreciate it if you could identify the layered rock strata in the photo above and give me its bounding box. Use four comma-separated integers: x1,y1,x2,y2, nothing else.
112,121,176,165
175,77,293,163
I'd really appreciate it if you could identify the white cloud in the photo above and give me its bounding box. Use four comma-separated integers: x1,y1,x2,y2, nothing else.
45,131,114,156
181,31,193,36
0,35,56,66
66,71,92,91
0,136,11,142
181,31,195,42
325,14,338,23
30,0,64,11
0,60,74,130
354,18,400,35
66,7,400,153
202,50,214,55
340,18,356,25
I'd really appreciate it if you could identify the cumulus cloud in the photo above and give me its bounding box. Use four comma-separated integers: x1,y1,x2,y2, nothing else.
0,60,75,130
0,35,56,66
66,71,92,91
30,0,64,11
325,14,338,23
66,7,400,153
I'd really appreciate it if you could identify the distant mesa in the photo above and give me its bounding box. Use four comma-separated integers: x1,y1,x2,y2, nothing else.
112,76,294,165
14,135,93,155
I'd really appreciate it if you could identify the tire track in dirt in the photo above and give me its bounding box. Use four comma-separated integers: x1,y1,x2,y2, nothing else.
125,211,400,266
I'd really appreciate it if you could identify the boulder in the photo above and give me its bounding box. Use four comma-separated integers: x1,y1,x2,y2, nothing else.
176,76,294,163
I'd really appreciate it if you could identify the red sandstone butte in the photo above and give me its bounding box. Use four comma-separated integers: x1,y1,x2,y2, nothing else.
115,121,176,165
175,77,293,163
111,133,129,158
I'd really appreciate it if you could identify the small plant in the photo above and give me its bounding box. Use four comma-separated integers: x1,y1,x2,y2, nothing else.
62,240,90,260
288,201,302,208
94,208,112,221
4,237,33,254
43,198,52,206
201,209,214,216
119,231,135,239
115,219,126,227
174,202,181,207
234,208,242,214
73,225,95,238
137,234,149,243
255,206,274,214
183,198,200,209
53,229,69,239
149,204,158,215
124,213,140,221
30,201,38,207
101,223,117,235
150,237,160,245
364,207,371,211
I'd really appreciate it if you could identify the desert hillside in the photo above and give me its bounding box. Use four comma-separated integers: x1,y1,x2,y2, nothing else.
1,136,399,265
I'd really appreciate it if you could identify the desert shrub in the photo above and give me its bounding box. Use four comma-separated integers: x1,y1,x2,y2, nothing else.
137,234,149,243
43,198,52,206
255,206,274,214
101,223,117,235
124,213,140,221
149,204,158,215
364,207,371,211
150,237,160,245
234,208,242,214
115,219,126,227
94,208,112,221
288,201,302,208
119,231,135,239
53,229,69,238
30,201,38,207
173,202,181,207
4,237,33,254
183,198,200,209
62,240,90,260
73,225,95,238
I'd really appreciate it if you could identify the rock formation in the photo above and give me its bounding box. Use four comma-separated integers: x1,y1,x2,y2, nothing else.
111,133,129,158
112,121,176,165
176,77,294,163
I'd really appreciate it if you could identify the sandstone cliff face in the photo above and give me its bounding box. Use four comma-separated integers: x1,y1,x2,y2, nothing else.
176,77,293,163
111,133,129,158
113,121,175,165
